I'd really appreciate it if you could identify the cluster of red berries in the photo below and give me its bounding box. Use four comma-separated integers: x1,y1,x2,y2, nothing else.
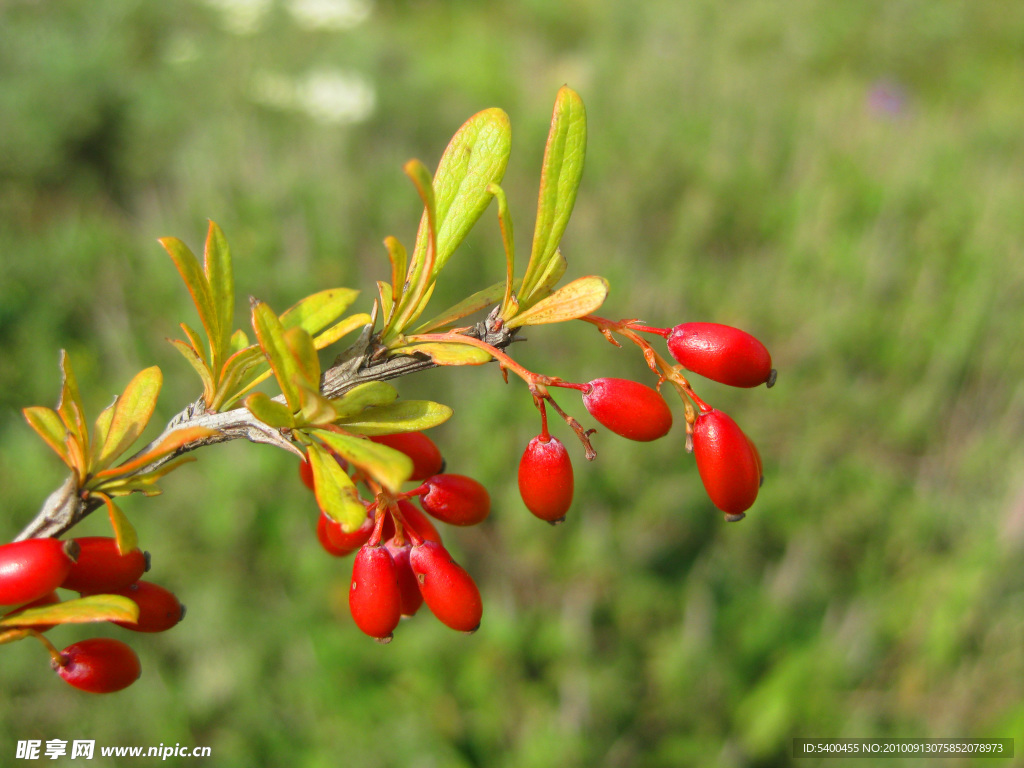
516,321,774,524
0,536,185,693
300,431,487,642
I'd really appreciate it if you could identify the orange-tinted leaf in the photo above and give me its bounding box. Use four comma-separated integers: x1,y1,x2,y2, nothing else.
0,595,139,628
506,276,607,328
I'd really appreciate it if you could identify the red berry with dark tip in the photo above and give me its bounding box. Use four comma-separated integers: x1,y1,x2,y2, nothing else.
582,377,673,442
384,538,424,617
317,511,374,556
349,545,402,641
692,409,761,515
518,435,574,522
0,538,78,607
395,499,442,543
61,537,149,593
409,540,482,632
54,637,141,693
369,432,445,480
419,474,490,526
98,581,185,633
666,322,775,388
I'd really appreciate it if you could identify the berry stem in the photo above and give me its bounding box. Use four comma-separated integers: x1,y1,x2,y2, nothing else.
31,630,65,667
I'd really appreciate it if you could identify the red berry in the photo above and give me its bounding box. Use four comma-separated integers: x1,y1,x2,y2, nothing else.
384,538,424,617
96,581,185,633
369,432,445,481
349,544,402,642
317,511,374,557
666,322,775,388
54,637,141,694
419,474,490,526
3,590,61,632
394,499,442,543
409,540,482,632
582,377,673,442
692,409,761,515
518,435,574,522
60,537,149,593
0,538,78,607
298,458,315,491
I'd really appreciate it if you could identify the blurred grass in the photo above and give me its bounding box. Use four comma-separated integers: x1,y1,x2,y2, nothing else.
2,0,1024,765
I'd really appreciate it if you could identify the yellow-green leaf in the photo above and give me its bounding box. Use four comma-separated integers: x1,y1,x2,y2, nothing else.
230,328,250,353
389,160,438,334
203,220,234,369
413,280,509,334
521,86,587,305
98,456,195,497
92,492,138,554
506,275,607,329
97,366,162,470
57,350,89,467
0,628,30,646
211,345,266,411
23,406,71,466
281,288,359,337
307,442,366,532
245,391,296,429
296,384,340,426
336,400,453,435
252,300,302,411
330,381,399,420
313,312,373,351
93,425,219,479
283,326,320,389
384,236,407,308
168,338,216,404
528,246,568,302
390,342,494,366
312,429,412,493
0,595,139,628
160,236,220,362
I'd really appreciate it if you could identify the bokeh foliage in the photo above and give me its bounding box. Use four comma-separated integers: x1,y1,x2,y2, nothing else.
2,0,1024,765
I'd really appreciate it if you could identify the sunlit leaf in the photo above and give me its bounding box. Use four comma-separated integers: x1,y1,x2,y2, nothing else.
211,345,266,411
307,442,366,532
91,398,116,462
0,595,139,628
529,246,568,301
179,322,208,366
281,288,359,337
92,492,138,554
168,338,216,404
230,328,250,353
57,351,89,468
412,280,509,333
0,628,30,646
520,86,587,305
203,220,234,369
330,381,399,420
335,400,453,435
245,392,296,429
283,327,320,389
377,281,394,326
313,312,373,351
389,160,438,334
251,299,302,410
506,275,608,328
390,342,494,366
160,236,220,360
384,236,407,308
312,429,412,493
93,425,219,479
23,406,71,466
98,456,195,497
297,385,341,426
97,366,162,470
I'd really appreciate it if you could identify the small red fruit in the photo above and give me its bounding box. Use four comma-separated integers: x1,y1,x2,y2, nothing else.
349,544,402,641
97,581,185,633
394,499,442,543
317,511,374,556
582,377,673,442
298,458,315,491
384,538,424,617
61,537,149,593
518,435,574,522
54,637,141,693
369,432,445,480
419,474,490,526
666,322,775,388
409,540,482,632
692,409,761,516
0,538,78,607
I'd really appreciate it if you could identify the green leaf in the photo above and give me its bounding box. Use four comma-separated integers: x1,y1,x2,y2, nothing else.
423,107,511,276
251,300,302,411
168,338,216,403
230,328,250,353
384,236,407,309
506,275,608,329
528,246,568,301
57,351,89,468
389,160,438,334
390,342,494,366
312,429,412,493
160,236,220,363
23,406,71,466
335,400,453,435
245,392,296,429
97,366,162,470
377,281,394,326
330,381,399,420
412,280,509,334
93,425,219,480
281,288,359,337
94,493,138,554
296,385,341,426
283,327,320,389
98,456,195,497
314,312,373,351
211,345,266,411
0,595,139,628
203,220,234,369
0,629,30,646
520,86,587,305
306,442,366,532
179,322,209,366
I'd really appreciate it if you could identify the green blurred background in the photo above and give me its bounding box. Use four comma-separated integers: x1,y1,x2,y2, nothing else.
2,0,1023,765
